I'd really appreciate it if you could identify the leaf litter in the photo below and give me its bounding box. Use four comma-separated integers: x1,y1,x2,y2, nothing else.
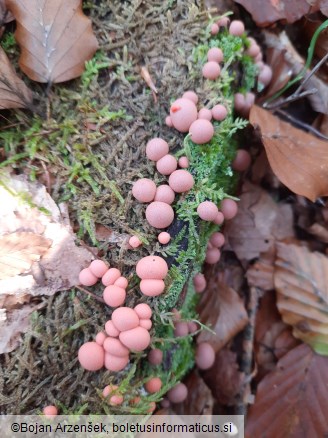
0,171,93,353
6,0,99,83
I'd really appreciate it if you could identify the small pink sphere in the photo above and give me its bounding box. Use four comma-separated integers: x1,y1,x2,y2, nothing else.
154,184,175,204
148,348,163,365
229,20,245,36
103,285,126,308
207,47,223,63
105,320,120,337
132,178,157,203
156,154,178,175
209,232,225,248
193,273,207,293
89,260,108,278
102,268,121,286
246,42,261,58
119,326,151,352
174,322,189,337
146,201,174,229
140,279,165,296
43,405,58,417
114,276,129,289
136,255,168,280
139,319,152,330
258,64,273,87
198,108,212,121
112,307,140,332
161,398,170,408
188,321,199,333
104,353,129,372
213,211,224,225
78,341,105,371
95,331,107,346
79,268,98,286
182,90,198,104
170,98,198,133
158,232,171,244
167,383,188,403
103,337,130,357
165,116,173,127
145,377,162,394
221,198,238,220
232,149,251,172
189,119,214,144
212,104,227,121
178,156,189,168
129,235,142,248
197,201,219,221
255,53,263,63
134,303,152,319
205,248,221,264
210,23,219,35
202,61,221,80
195,342,216,370
146,138,169,161
217,17,229,27
234,93,246,113
169,169,194,193
103,385,124,405
245,92,255,107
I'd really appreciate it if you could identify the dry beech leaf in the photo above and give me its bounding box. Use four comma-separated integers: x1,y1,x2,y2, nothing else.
224,181,293,261
234,0,319,26
0,47,33,109
0,0,13,23
255,292,300,379
197,277,248,352
246,344,328,438
274,242,328,355
250,105,328,202
0,232,51,280
6,0,99,83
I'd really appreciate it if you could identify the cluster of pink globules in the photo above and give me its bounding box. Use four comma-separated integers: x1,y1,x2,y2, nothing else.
73,16,273,413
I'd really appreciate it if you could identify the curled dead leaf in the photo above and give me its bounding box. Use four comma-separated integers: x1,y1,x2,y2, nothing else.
0,47,33,109
246,344,328,438
6,0,99,83
250,105,328,202
0,0,13,24
197,277,248,352
275,242,328,355
0,232,52,280
234,0,319,26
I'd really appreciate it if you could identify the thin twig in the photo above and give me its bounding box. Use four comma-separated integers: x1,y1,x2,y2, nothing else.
264,88,317,110
295,51,328,96
275,109,328,141
75,285,105,304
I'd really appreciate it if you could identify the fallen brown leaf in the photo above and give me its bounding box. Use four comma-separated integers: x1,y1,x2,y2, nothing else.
6,0,99,83
255,291,300,379
203,348,245,406
234,0,319,26
0,0,13,23
274,242,328,355
0,232,51,280
0,47,33,109
197,277,248,352
246,344,328,438
224,182,293,261
250,105,328,202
